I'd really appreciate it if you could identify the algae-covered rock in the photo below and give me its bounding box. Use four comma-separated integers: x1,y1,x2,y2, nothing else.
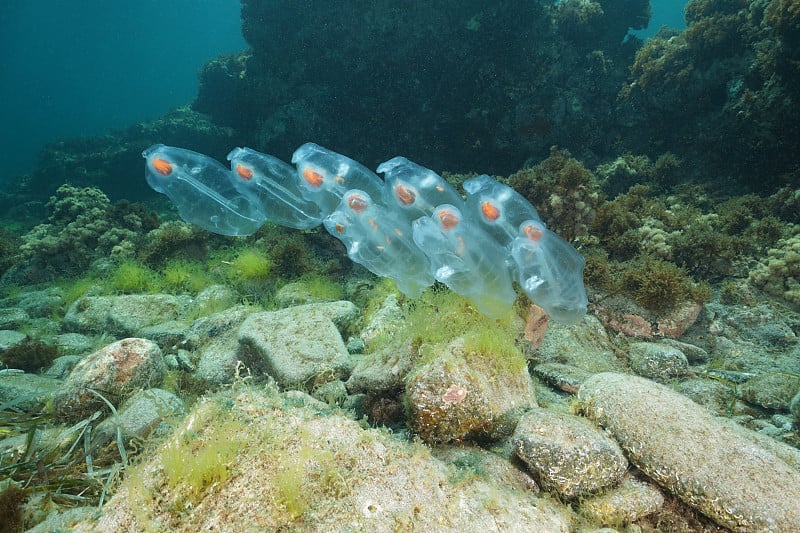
345,339,414,394
52,338,166,423
532,315,622,373
238,306,352,390
627,341,689,380
91,388,185,451
63,294,192,336
749,232,800,307
578,372,800,532
0,372,61,412
578,477,664,526
77,386,571,532
405,338,534,444
512,408,628,499
738,372,800,410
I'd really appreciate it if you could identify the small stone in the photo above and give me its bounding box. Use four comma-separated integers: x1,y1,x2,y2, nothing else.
52,338,166,422
532,363,591,393
346,340,413,394
92,388,185,450
579,477,664,526
239,306,352,390
739,372,800,410
0,372,61,411
627,342,688,380
0,308,29,329
513,408,628,499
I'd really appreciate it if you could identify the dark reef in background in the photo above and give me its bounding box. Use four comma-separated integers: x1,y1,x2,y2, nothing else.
195,0,647,175
2,0,798,215
617,0,800,190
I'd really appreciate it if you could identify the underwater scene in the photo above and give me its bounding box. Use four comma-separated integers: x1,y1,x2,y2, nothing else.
1,1,799,531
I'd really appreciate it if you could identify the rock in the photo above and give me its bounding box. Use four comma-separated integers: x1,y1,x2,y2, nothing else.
137,320,190,351
15,288,65,318
360,293,404,343
53,333,96,355
184,306,251,349
51,338,166,422
192,284,237,314
0,330,27,354
346,340,413,394
531,362,591,393
578,477,664,526
77,386,571,532
92,388,185,450
0,308,28,329
184,306,251,385
578,372,800,532
627,342,688,380
195,334,244,386
673,377,735,415
658,338,709,364
791,390,800,426
63,295,191,336
594,301,702,339
44,355,82,379
239,306,352,390
512,408,628,499
532,316,622,373
405,338,534,444
739,372,800,410
0,372,61,411
274,281,336,306
311,379,348,407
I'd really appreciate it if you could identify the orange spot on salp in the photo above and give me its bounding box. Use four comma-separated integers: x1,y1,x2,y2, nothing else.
394,228,403,237
303,167,325,188
152,157,173,176
437,209,460,230
455,235,466,256
523,223,544,242
335,222,345,234
368,217,379,232
481,201,501,222
394,184,416,206
347,193,368,214
236,163,254,181
334,176,345,184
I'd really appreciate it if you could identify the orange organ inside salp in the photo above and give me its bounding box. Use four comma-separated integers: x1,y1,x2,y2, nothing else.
236,164,254,181
394,184,417,206
438,209,460,230
522,223,544,242
481,201,501,222
303,167,325,188
152,157,173,176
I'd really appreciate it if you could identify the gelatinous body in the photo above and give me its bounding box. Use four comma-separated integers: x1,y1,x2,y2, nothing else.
291,143,385,216
143,144,265,236
510,219,588,324
227,147,323,229
412,204,516,318
463,174,540,246
323,190,434,298
145,143,588,323
377,156,463,221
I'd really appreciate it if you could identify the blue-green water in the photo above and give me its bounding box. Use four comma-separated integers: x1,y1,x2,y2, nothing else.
0,0,245,184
